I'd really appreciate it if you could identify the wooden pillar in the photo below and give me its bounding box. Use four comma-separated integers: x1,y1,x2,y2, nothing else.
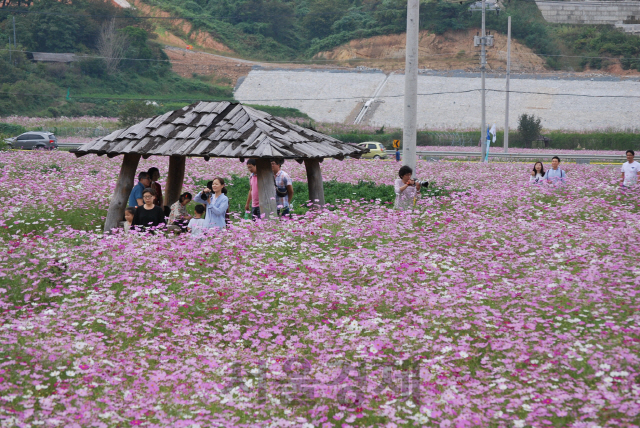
104,153,141,232
256,158,277,219
304,158,325,208
164,155,186,209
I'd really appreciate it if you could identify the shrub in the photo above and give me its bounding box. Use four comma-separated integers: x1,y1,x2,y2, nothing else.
0,133,11,151
0,123,26,135
79,58,106,78
47,107,61,118
118,101,157,128
517,114,542,148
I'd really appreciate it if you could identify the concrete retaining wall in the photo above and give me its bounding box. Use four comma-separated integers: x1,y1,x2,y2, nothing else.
535,0,640,25
372,74,640,131
234,69,640,131
234,70,386,124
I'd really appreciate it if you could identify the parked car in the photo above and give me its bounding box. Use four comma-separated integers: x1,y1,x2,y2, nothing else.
7,132,58,150
357,142,388,159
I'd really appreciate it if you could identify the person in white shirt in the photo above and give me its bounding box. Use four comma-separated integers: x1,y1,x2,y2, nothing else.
394,165,421,210
620,150,640,187
187,205,207,236
530,161,545,184
544,156,567,183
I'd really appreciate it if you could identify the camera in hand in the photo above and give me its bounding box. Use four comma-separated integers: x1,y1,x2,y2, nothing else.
409,180,429,188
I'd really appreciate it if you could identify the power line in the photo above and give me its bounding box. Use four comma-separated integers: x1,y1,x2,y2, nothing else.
1,88,639,102
488,89,640,98
535,53,640,61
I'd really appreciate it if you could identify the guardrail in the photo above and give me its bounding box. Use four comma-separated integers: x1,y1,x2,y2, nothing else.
386,150,626,163
57,143,83,149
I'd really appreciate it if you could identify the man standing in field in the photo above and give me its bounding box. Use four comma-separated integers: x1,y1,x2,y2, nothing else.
620,150,640,187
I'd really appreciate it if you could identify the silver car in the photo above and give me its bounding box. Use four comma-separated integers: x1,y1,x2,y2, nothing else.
7,132,58,150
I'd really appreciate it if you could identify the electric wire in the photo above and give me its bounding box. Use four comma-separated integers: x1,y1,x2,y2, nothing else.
1,88,638,101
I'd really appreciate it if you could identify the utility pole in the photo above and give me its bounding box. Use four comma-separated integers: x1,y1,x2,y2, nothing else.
504,16,511,153
480,0,487,162
13,16,17,47
402,0,419,176
472,0,494,161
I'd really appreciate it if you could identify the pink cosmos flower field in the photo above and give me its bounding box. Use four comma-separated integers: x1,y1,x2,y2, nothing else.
0,151,639,427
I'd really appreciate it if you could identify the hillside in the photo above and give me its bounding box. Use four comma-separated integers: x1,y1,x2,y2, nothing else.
1,0,640,118
314,29,548,72
0,0,233,117
136,0,640,73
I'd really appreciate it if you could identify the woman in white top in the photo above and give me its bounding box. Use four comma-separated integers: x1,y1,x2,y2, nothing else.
530,161,545,184
394,165,421,210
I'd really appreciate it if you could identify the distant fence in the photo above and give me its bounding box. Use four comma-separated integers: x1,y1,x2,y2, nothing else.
387,150,626,163
424,132,475,147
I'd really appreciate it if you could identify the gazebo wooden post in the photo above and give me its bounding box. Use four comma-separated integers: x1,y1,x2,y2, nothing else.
164,155,186,209
104,153,141,232
304,158,325,208
256,158,277,219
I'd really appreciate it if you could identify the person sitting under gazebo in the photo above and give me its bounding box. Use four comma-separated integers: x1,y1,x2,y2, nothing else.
128,172,151,208
132,188,165,232
168,192,193,232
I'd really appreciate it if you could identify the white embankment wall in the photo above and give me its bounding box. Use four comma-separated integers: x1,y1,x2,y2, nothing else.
535,0,640,33
234,69,640,131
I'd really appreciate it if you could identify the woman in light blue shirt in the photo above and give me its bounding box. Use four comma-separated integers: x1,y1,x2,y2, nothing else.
193,178,229,230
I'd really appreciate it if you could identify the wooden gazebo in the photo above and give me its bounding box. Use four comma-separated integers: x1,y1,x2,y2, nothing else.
72,101,367,231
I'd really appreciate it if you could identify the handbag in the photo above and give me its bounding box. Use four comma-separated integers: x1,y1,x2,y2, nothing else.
274,178,288,197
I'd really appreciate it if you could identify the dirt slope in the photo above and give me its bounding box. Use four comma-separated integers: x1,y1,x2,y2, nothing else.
164,47,352,86
132,0,233,53
314,29,547,72
164,48,254,85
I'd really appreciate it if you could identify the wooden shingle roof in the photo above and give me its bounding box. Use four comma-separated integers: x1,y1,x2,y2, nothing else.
73,101,367,160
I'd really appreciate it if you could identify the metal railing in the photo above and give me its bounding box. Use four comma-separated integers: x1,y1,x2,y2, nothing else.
425,132,475,147
387,150,626,163
37,126,114,138
57,142,84,149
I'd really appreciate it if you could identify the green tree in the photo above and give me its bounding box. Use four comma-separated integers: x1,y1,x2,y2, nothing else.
517,113,542,149
303,0,348,40
118,100,157,128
